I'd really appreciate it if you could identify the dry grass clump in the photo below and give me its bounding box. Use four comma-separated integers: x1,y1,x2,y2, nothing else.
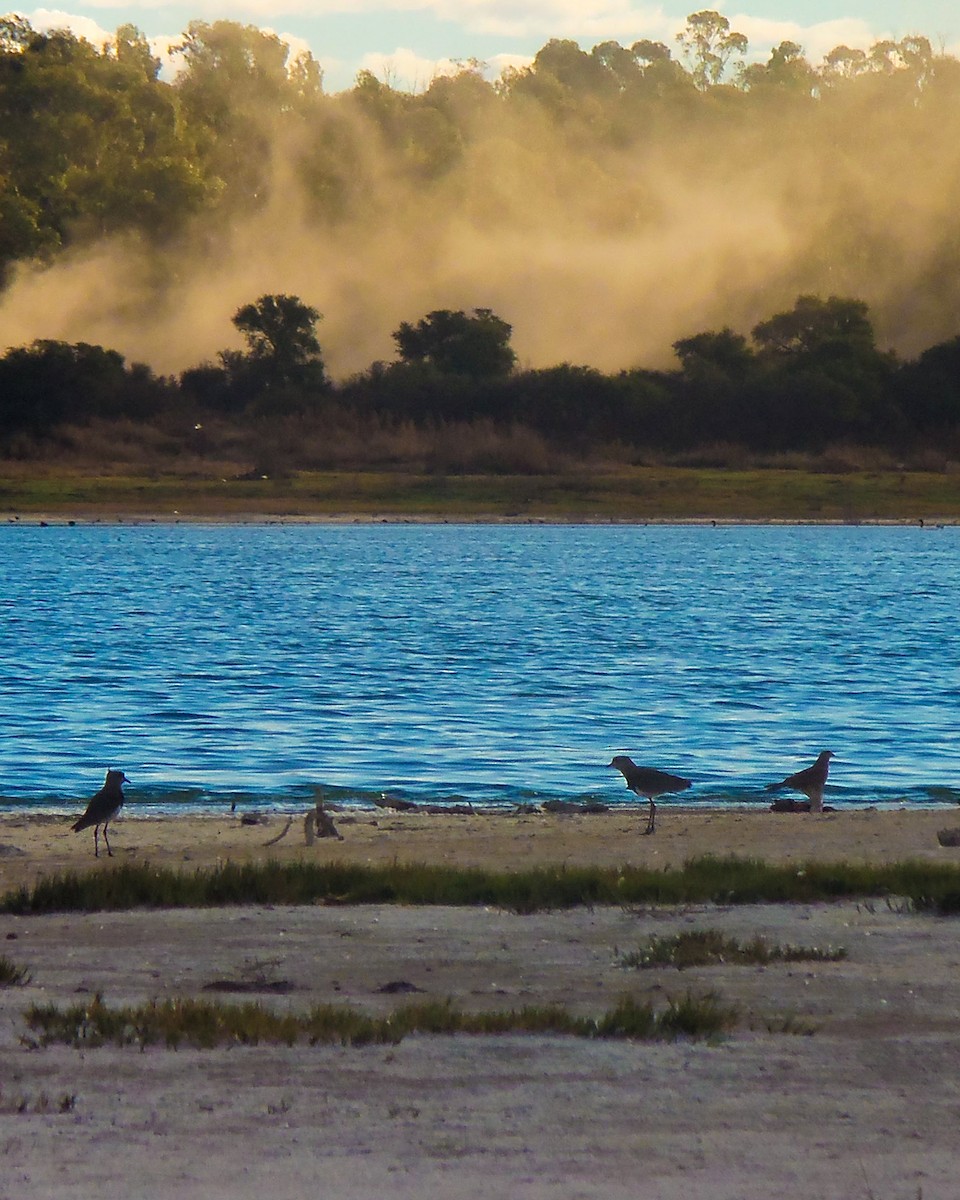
0,1089,77,1115
0,955,30,986
616,929,847,971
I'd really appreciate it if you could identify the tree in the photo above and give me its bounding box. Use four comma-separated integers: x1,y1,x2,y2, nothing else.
821,45,868,81
113,23,161,81
746,296,899,448
0,182,57,281
0,20,208,255
742,41,814,96
392,308,516,378
0,340,167,436
673,328,754,379
591,40,643,91
0,14,32,51
224,293,329,394
529,39,611,96
751,295,875,357
173,21,324,208
675,11,748,89
670,329,756,445
895,336,960,434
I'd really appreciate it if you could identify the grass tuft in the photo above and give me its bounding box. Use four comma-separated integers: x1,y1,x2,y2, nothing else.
0,955,31,986
617,929,847,971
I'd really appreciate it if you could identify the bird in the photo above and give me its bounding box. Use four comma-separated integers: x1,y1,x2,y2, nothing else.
608,755,692,835
70,769,129,857
765,751,835,813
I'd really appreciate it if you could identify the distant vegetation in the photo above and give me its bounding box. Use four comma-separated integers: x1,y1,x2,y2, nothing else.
3,14,960,467
5,855,960,915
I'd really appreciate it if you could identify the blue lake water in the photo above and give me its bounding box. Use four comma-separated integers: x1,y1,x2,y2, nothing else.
1,522,958,814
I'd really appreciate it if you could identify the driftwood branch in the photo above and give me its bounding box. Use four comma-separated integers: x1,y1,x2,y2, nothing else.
304,792,344,843
262,817,293,847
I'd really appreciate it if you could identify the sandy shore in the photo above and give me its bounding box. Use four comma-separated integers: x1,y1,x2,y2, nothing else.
3,806,960,1199
3,804,960,895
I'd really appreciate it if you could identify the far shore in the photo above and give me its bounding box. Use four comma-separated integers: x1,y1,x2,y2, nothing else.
4,511,959,527
2,464,960,523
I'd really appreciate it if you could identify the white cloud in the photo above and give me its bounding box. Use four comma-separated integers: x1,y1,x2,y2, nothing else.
358,45,536,90
15,7,115,44
428,0,670,40
488,51,534,75
729,15,885,63
12,2,672,37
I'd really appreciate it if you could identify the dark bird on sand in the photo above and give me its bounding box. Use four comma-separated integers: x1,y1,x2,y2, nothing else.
71,769,129,857
608,755,692,835
765,751,835,813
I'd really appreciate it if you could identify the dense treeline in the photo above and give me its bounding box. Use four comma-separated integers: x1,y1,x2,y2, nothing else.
2,14,960,311
1,291,958,464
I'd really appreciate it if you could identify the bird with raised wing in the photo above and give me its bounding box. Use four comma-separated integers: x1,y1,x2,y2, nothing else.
765,751,835,813
70,769,129,857
608,755,692,835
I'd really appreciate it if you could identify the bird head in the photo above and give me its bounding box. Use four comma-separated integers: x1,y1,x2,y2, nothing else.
609,755,633,770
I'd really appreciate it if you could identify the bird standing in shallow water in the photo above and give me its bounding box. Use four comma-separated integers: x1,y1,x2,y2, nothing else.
608,755,692,835
71,769,129,857
765,751,835,813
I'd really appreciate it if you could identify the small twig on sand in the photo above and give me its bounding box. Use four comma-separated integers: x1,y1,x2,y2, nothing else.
263,817,293,847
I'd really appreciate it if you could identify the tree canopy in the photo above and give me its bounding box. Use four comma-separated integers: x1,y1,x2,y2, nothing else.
218,293,329,403
392,309,516,378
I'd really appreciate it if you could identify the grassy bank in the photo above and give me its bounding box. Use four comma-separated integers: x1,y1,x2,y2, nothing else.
1,466,959,522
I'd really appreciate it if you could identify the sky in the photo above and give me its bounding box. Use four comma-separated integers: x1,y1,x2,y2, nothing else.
6,2,960,92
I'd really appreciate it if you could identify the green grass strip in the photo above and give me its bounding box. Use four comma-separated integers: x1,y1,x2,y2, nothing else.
5,855,960,915
24,991,737,1050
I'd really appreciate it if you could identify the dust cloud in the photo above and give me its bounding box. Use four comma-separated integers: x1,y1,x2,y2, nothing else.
2,69,959,378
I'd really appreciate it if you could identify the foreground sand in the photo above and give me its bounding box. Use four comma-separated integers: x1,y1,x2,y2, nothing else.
2,806,960,1199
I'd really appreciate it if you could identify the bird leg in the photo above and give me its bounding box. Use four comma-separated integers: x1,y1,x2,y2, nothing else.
643,799,656,836
102,822,113,857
